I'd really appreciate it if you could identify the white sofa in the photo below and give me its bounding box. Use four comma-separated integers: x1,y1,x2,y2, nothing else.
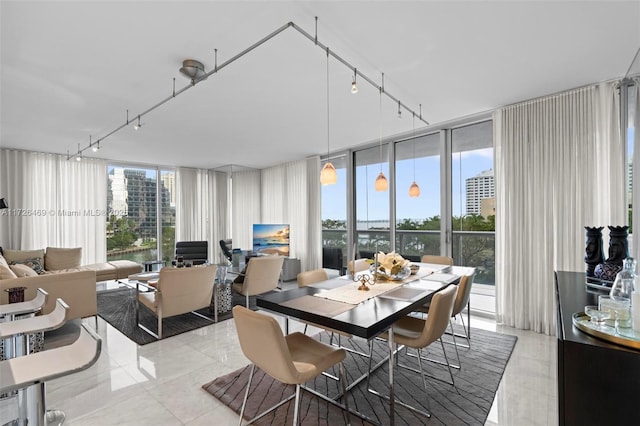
0,247,140,321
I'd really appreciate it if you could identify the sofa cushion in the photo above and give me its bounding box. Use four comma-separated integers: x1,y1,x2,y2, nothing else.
45,247,82,271
0,254,8,268
3,249,45,264
10,263,38,277
10,258,45,275
0,263,18,279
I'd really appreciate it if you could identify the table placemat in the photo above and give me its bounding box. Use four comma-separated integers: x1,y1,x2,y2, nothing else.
313,281,403,305
280,295,355,317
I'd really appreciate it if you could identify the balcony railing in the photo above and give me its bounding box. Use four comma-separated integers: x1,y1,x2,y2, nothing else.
322,229,495,286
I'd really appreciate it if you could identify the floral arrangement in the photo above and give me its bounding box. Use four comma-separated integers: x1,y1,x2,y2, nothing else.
368,251,411,280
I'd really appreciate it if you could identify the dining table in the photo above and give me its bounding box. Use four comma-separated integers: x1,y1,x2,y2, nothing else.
256,262,466,425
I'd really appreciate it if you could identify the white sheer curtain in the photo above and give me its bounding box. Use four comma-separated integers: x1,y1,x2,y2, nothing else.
259,158,321,271
494,83,625,335
0,148,107,264
231,161,321,269
175,167,230,263
232,170,261,251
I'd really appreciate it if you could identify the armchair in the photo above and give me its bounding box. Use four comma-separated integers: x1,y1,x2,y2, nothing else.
136,265,217,338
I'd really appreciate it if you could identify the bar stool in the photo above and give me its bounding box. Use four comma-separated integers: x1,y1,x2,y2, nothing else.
0,323,101,426
0,299,70,426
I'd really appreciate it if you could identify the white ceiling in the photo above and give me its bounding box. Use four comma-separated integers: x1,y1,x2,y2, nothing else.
2,1,639,171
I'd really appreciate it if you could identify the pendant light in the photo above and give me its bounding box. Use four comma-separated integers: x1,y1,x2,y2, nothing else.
408,113,420,197
374,77,388,192
320,48,337,186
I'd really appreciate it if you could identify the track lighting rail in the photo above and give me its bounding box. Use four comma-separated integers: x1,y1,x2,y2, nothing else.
68,19,429,161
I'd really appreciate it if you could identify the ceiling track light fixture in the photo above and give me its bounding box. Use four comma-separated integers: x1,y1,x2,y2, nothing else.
179,59,206,84
65,19,429,161
320,47,338,186
133,116,142,130
351,68,358,94
75,143,82,161
375,78,388,192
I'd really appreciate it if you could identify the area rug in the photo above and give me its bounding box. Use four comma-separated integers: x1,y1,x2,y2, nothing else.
96,287,258,345
203,328,517,425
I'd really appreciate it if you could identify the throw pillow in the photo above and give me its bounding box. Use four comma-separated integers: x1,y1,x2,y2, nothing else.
3,249,46,265
44,247,82,271
0,263,17,279
0,254,10,269
9,263,38,277
10,258,45,275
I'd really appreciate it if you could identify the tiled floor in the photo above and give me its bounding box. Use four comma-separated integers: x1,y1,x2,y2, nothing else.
0,286,558,426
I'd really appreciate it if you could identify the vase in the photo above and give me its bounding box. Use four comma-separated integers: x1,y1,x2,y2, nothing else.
369,264,411,281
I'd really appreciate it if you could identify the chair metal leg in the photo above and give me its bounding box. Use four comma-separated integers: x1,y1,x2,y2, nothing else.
448,320,461,368
338,362,351,425
440,338,459,392
245,294,249,309
293,384,301,426
239,364,255,426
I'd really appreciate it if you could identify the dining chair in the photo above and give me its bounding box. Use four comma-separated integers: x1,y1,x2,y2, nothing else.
232,256,284,308
420,254,454,266
412,268,476,371
366,284,458,418
348,258,369,276
296,268,366,362
136,265,217,339
232,306,351,426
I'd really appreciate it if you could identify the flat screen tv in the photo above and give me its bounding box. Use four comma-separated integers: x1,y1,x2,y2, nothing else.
252,224,290,256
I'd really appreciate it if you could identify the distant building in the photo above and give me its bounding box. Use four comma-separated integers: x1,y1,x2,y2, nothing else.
161,173,176,207
108,168,171,238
481,197,496,218
466,169,495,216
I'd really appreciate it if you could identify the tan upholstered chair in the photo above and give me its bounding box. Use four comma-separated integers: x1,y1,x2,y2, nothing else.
414,267,475,369
367,284,458,418
136,265,217,339
420,254,454,266
232,256,284,308
296,268,329,287
348,258,369,276
296,269,353,356
232,306,350,426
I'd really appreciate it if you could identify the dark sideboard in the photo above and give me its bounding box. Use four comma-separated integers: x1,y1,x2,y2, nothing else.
555,271,640,425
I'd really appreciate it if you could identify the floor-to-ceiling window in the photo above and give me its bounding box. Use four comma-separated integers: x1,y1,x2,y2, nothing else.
354,145,390,257
450,121,495,286
106,164,175,263
394,133,441,259
321,155,348,256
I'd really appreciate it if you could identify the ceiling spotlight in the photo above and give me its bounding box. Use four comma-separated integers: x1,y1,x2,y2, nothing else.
351,68,358,94
92,141,99,152
397,101,402,118
179,59,206,81
134,116,142,130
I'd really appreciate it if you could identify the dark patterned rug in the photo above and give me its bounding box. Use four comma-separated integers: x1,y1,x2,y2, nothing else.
203,328,517,425
96,286,257,345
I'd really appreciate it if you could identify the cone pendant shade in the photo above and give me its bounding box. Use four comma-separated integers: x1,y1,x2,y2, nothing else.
375,172,388,191
320,162,338,185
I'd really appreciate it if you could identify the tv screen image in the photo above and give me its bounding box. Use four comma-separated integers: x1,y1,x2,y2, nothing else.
252,224,290,256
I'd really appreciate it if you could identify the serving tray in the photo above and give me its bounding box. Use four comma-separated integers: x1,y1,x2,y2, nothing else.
572,312,640,350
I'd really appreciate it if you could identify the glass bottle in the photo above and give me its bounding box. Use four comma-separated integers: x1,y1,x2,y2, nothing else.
610,257,636,302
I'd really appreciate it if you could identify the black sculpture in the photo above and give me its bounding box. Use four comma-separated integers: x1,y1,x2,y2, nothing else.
606,225,629,266
584,226,605,277
594,225,630,282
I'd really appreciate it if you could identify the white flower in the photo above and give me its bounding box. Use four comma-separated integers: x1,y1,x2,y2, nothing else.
373,251,410,275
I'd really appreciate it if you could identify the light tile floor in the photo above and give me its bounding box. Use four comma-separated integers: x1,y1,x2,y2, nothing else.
0,289,558,426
